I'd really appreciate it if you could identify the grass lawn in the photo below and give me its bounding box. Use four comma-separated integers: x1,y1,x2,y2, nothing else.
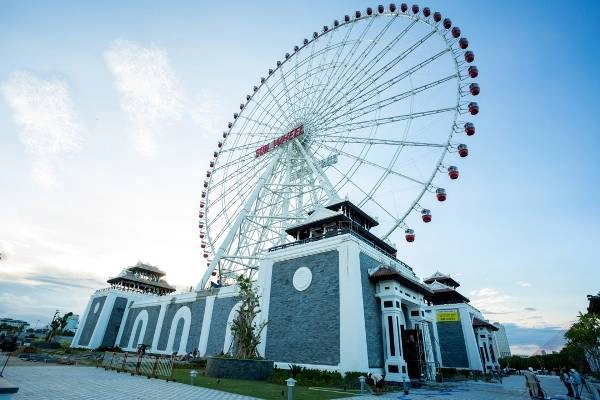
170,369,357,400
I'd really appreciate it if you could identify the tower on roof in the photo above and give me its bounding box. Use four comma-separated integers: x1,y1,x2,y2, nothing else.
106,261,175,295
280,200,396,259
423,271,460,289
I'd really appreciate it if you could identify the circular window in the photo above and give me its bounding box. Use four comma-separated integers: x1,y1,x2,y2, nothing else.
93,302,100,314
292,267,312,292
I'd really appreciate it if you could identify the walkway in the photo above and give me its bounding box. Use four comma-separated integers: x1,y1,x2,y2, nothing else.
339,375,594,400
5,365,259,400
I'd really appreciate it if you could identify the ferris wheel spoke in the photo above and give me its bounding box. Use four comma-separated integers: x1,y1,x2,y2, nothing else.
315,48,451,127
339,29,437,107
313,135,446,148
303,20,378,119
316,107,455,135
319,142,429,187
198,150,283,289
237,114,283,133
327,162,399,223
317,17,414,113
317,74,457,128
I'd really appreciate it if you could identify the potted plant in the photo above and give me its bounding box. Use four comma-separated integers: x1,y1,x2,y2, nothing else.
206,276,273,380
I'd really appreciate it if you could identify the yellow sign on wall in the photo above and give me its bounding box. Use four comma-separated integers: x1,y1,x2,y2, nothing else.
437,310,460,322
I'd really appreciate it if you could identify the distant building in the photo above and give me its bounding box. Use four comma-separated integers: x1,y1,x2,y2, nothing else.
0,318,29,330
65,315,79,332
493,322,511,358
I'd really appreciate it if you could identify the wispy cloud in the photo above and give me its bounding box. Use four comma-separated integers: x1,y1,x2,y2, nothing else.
524,307,537,312
516,281,532,287
104,40,185,156
1,71,83,187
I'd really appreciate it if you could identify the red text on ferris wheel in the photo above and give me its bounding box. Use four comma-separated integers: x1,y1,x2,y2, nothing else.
255,125,304,157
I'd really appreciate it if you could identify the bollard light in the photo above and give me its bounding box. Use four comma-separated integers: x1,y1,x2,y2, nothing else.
358,376,366,394
190,369,198,386
286,378,297,400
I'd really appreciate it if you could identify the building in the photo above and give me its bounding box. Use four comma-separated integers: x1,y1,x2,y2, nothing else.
73,201,499,380
423,272,501,372
65,315,79,333
0,318,29,330
493,322,511,358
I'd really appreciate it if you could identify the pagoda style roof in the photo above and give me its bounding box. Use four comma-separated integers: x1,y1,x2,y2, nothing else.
325,199,379,228
472,317,499,331
426,280,470,305
285,207,340,232
127,261,166,277
423,271,460,288
369,266,432,297
106,262,175,295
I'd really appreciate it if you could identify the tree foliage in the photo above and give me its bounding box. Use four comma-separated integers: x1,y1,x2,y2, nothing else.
228,276,268,360
45,310,73,343
565,312,600,371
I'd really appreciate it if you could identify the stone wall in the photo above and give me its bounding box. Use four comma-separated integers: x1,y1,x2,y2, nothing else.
205,296,238,355
118,305,160,348
359,252,384,368
436,312,469,369
78,296,106,347
265,250,340,365
100,296,127,348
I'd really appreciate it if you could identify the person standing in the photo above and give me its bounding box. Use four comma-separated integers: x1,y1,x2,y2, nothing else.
524,367,544,399
561,368,575,398
570,369,582,399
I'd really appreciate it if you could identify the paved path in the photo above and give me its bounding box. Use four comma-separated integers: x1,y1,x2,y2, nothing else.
339,375,594,400
5,365,259,400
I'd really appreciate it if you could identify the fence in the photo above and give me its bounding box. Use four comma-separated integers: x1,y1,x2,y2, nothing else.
0,352,10,377
99,352,175,381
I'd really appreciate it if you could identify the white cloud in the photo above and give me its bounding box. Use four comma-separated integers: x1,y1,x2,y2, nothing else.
516,281,531,287
104,40,185,156
1,71,83,187
510,344,540,356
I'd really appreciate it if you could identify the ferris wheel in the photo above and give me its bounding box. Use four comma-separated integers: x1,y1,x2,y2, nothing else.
197,3,480,289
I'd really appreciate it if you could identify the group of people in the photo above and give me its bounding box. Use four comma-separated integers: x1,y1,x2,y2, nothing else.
524,366,585,399
560,367,583,399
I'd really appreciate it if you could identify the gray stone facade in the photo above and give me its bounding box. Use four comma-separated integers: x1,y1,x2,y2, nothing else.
265,250,340,365
78,296,106,347
205,296,238,356
186,298,207,353
100,297,127,348
118,305,161,348
436,314,469,369
359,252,384,368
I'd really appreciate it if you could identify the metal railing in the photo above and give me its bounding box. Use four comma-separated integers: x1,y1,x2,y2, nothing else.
0,352,10,377
99,351,175,381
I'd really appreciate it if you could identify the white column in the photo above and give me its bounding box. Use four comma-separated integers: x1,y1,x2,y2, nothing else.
198,295,215,356
338,241,369,373
151,301,168,353
71,295,94,348
256,259,274,358
88,292,117,349
458,307,483,372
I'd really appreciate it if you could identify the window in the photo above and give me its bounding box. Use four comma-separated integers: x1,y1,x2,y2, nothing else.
388,364,399,373
384,301,393,308
410,310,419,317
395,301,400,308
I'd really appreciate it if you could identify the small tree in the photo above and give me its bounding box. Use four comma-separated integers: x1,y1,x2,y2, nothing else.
228,276,268,359
564,312,600,371
45,311,74,343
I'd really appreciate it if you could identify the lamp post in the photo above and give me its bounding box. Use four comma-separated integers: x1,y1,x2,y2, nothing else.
286,378,296,400
190,369,198,386
358,376,366,394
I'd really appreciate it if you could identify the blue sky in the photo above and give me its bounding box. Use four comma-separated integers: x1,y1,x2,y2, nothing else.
0,1,599,355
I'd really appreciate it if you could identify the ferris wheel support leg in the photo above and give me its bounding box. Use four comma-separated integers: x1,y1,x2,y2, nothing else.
294,140,340,204
197,152,283,291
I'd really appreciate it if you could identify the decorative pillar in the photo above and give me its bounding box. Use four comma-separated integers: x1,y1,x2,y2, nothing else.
376,280,408,382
